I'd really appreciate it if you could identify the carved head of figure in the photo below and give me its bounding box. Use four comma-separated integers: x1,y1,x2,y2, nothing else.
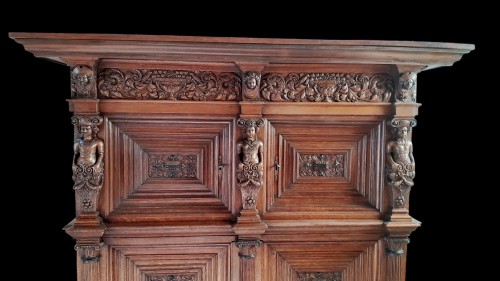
72,116,104,139
398,72,417,102
237,118,265,141
244,72,260,90
389,119,416,140
397,126,408,140
72,66,93,87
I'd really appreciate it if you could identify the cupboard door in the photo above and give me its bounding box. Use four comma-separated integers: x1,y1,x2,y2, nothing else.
264,117,386,220
100,115,238,222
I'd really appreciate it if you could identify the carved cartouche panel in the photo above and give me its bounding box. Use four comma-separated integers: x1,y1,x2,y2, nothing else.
397,72,417,102
299,154,345,177
260,73,393,102
98,69,241,100
297,272,342,281
386,119,416,209
148,275,195,281
237,118,265,210
71,116,104,213
148,154,197,178
71,65,96,98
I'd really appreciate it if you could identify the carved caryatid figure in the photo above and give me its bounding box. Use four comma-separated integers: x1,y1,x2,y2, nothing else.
237,118,265,209
71,116,104,212
386,119,416,208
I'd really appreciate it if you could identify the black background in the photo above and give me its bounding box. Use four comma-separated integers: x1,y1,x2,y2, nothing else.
3,16,489,280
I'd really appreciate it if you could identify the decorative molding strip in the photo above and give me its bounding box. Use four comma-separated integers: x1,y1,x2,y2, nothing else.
260,72,393,102
148,275,195,281
386,119,416,209
75,243,102,263
297,272,342,281
396,72,417,102
299,154,344,177
71,65,97,98
386,237,410,256
148,154,197,178
71,116,104,213
98,69,241,100
237,118,265,210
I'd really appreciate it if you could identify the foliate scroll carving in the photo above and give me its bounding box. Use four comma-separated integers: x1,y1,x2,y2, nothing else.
75,243,102,263
386,119,416,209
397,72,417,102
148,275,195,281
297,272,342,281
237,118,265,210
71,66,96,98
98,69,241,100
386,237,410,256
299,154,344,177
260,73,393,102
71,116,104,213
148,154,197,178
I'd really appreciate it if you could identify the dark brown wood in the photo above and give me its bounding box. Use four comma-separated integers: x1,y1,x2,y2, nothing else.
9,32,474,281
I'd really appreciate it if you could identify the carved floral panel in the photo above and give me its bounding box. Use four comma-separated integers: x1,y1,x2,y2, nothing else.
299,154,345,177
148,275,195,281
98,69,241,100
260,72,393,102
148,154,197,178
297,272,342,281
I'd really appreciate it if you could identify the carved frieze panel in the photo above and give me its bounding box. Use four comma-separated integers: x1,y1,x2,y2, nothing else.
98,69,241,100
299,154,345,177
297,272,342,281
148,154,197,179
260,72,393,102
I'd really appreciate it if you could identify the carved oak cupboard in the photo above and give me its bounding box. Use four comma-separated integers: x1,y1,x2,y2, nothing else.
10,33,473,281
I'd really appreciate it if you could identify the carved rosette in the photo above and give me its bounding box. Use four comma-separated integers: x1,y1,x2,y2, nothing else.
71,116,104,214
386,119,417,210
75,243,103,263
297,272,342,281
260,72,393,102
237,118,265,210
71,66,97,98
243,71,261,99
397,72,417,102
98,69,241,101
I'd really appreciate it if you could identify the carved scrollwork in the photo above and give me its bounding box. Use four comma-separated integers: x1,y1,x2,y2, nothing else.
297,272,342,281
260,72,393,102
386,119,416,209
75,243,102,263
71,116,104,213
98,69,241,100
397,72,417,102
237,118,265,210
236,239,262,260
148,154,197,178
386,237,410,256
71,66,96,98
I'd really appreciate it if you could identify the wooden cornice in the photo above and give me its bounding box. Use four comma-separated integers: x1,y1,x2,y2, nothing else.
9,32,474,71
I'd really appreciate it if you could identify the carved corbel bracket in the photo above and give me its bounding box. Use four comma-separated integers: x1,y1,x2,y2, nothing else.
386,237,410,256
396,72,417,102
386,119,417,213
236,239,262,260
75,243,103,263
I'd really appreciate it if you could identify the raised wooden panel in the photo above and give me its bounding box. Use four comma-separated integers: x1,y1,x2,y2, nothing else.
100,115,237,222
263,241,382,281
263,117,385,220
